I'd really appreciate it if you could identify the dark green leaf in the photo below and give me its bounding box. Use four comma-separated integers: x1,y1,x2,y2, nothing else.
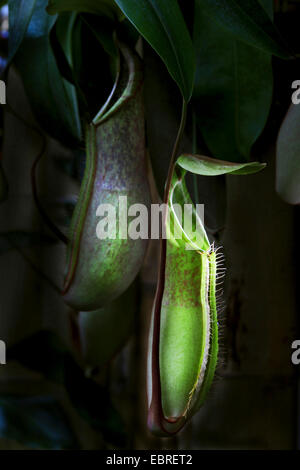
50,15,77,85
0,395,78,449
177,154,266,176
8,0,37,62
167,153,265,251
55,11,77,63
197,0,290,58
193,0,273,162
14,0,82,145
47,0,123,21
24,0,56,36
276,104,300,205
115,0,195,101
54,12,85,119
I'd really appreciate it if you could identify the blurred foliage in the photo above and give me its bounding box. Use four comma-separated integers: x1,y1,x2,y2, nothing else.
196,0,290,58
8,331,127,446
0,395,78,449
12,0,81,146
115,0,195,101
7,0,38,63
8,0,291,163
192,0,273,162
47,0,123,21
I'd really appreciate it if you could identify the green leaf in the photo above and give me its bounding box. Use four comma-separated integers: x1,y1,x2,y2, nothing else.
167,154,265,253
197,0,290,58
276,104,300,205
55,12,77,64
16,37,81,145
0,395,78,449
177,154,266,176
193,0,273,162
114,0,195,101
47,0,123,21
14,0,82,145
8,0,37,62
23,0,56,36
54,12,83,122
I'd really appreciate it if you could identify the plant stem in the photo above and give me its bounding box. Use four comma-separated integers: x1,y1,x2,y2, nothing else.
192,110,199,205
163,98,187,204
